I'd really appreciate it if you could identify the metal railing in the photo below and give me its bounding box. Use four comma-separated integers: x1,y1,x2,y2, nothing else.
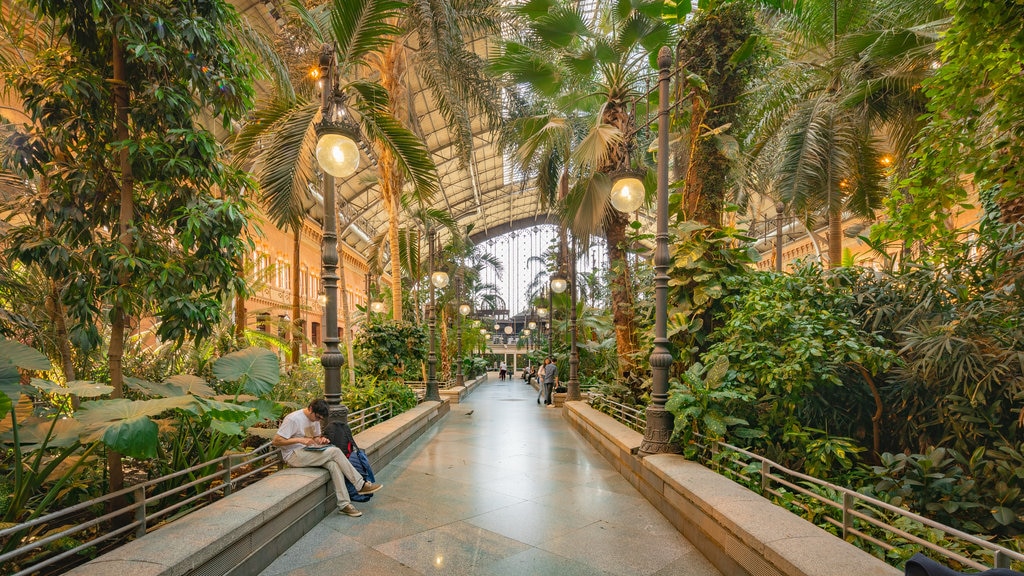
695,437,1024,571
347,402,393,434
582,395,1024,571
404,379,455,401
0,442,283,576
587,393,647,433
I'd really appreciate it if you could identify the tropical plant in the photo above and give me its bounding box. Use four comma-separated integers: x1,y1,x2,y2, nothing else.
744,0,945,267
880,0,1024,247
670,1,762,227
316,0,502,321
493,0,673,380
352,320,427,383
0,0,262,497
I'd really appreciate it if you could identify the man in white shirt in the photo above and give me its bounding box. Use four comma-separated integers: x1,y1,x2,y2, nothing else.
273,399,383,517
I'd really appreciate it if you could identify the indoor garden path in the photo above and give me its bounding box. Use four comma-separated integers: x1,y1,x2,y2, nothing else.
258,374,720,576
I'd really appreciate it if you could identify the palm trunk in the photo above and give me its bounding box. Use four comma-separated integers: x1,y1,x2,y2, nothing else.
108,32,130,503
605,210,639,385
234,292,246,342
387,191,403,321
828,210,842,268
291,229,301,365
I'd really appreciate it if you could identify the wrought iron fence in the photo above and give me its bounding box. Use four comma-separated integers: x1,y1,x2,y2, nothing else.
0,442,283,576
581,394,1023,571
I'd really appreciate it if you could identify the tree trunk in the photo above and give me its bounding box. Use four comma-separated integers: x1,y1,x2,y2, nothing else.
385,175,403,319
337,235,357,387
828,209,842,268
108,31,130,503
291,228,301,364
854,364,883,461
234,292,246,342
604,210,639,383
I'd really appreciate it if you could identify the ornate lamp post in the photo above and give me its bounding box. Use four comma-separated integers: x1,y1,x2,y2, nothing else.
315,43,363,421
425,227,447,402
456,273,469,387
640,47,681,456
567,236,580,401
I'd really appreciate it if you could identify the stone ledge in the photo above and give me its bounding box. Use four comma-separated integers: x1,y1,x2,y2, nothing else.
439,373,487,404
564,401,899,576
63,469,328,576
64,400,450,576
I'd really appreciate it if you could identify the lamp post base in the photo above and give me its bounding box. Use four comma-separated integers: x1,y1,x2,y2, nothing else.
639,405,680,456
328,404,349,426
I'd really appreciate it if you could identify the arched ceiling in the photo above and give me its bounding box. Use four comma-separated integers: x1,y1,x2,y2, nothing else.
230,0,564,254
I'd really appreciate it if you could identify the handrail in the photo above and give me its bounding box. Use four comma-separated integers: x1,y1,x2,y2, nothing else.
0,443,283,576
696,436,1024,571
587,393,646,433
347,402,393,434
583,395,1023,571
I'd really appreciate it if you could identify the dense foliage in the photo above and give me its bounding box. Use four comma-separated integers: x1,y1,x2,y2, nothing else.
666,221,1024,542
352,320,428,382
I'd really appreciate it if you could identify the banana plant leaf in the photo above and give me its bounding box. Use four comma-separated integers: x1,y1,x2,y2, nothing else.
212,347,280,396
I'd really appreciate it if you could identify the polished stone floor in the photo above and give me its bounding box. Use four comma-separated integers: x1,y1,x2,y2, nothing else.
258,374,721,576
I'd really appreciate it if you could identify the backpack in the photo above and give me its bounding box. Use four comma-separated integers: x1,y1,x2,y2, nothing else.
324,421,376,502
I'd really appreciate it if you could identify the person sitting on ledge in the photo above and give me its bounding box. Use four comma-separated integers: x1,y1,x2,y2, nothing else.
273,398,383,517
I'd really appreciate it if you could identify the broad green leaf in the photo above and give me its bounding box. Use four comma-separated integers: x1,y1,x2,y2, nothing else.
0,338,52,371
241,399,284,423
4,416,82,449
213,348,280,396
31,378,113,398
195,397,254,423
210,419,243,436
706,355,729,387
166,374,216,397
102,416,159,459
77,397,196,430
0,393,10,421
126,376,182,398
728,34,759,67
991,506,1016,526
0,362,20,401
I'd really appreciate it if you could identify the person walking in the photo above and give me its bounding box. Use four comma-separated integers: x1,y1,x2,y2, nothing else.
540,356,558,407
499,360,507,381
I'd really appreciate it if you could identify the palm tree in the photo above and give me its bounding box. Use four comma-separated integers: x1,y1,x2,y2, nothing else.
744,0,945,267
230,0,441,365
492,0,671,379
329,0,503,321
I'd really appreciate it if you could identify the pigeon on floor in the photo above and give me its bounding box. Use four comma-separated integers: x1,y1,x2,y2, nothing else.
464,410,474,416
